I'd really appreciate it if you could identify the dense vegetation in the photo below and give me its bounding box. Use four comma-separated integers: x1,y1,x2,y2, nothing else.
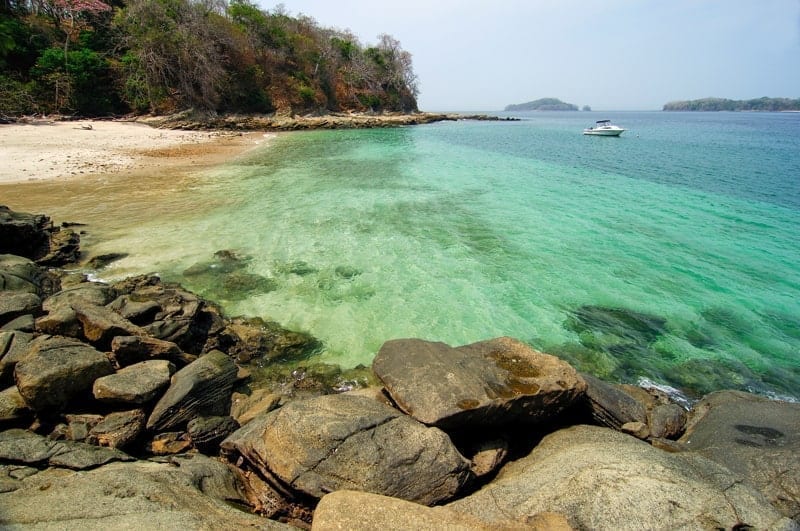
0,0,419,117
663,97,800,112
504,98,578,111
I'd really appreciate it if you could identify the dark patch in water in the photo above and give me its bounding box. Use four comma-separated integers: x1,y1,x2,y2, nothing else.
183,250,277,301
567,305,667,345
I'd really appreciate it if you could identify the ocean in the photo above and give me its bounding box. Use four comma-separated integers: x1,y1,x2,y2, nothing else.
12,111,800,402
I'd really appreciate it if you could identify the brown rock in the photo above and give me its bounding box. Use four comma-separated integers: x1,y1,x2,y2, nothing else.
222,393,473,505
110,335,192,367
373,337,586,429
88,409,146,449
93,359,174,404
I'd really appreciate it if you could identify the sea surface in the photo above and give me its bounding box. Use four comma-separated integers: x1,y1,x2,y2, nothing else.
7,111,800,402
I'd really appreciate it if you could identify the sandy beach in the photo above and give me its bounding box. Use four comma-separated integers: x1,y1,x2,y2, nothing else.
0,119,266,184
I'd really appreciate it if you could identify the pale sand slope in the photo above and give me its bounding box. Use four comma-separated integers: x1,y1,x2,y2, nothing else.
0,119,266,184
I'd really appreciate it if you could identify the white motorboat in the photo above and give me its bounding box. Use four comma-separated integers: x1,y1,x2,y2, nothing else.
583,119,626,136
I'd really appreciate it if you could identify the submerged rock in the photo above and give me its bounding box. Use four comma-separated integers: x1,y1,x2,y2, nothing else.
221,393,473,505
373,337,586,429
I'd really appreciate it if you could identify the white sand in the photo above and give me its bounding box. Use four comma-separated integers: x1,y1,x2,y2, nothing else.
0,119,261,184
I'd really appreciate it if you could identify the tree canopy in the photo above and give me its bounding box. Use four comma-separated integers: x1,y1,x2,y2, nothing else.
0,0,419,116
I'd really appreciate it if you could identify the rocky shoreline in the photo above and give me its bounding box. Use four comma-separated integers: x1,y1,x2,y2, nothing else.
140,110,520,131
1,205,798,529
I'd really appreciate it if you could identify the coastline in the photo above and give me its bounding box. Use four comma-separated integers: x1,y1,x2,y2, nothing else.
0,112,510,185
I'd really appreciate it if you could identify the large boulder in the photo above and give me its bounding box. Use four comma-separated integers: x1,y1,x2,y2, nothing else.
679,390,800,520
447,425,794,530
14,335,114,412
373,337,586,429
146,351,238,431
0,457,291,530
221,393,473,506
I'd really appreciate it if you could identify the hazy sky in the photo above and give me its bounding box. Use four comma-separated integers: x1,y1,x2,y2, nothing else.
259,0,800,111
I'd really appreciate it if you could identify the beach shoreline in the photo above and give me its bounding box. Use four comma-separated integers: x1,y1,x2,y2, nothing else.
0,118,269,185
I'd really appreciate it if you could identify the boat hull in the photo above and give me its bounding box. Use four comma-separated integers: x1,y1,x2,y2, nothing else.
583,127,625,136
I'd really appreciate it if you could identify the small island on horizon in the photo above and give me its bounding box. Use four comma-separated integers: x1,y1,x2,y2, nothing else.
663,97,800,112
504,98,581,112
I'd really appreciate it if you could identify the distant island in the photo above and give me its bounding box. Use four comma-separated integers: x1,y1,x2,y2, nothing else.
504,98,579,111
663,97,800,112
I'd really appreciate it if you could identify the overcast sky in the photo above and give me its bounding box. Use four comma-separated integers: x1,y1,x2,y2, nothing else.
258,0,800,111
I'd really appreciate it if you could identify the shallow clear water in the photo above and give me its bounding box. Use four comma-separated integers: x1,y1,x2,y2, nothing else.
11,111,800,401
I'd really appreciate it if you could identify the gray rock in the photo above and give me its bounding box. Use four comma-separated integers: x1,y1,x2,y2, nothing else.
0,330,32,385
36,284,117,338
582,373,647,429
0,458,291,530
93,359,174,404
679,390,800,520
447,425,795,530
147,351,238,431
187,415,240,454
87,409,146,449
71,299,144,349
0,386,29,422
1,313,35,332
0,464,39,493
373,337,586,429
14,335,114,412
0,254,43,294
221,394,473,505
0,291,40,324
0,428,133,469
107,295,161,325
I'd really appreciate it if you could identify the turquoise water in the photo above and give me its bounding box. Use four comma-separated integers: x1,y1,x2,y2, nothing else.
94,112,800,401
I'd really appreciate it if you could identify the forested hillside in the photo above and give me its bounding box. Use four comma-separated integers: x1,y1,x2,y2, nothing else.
0,0,419,117
663,97,800,112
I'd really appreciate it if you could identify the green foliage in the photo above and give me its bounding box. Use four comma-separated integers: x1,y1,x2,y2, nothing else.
663,97,800,112
0,0,420,116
